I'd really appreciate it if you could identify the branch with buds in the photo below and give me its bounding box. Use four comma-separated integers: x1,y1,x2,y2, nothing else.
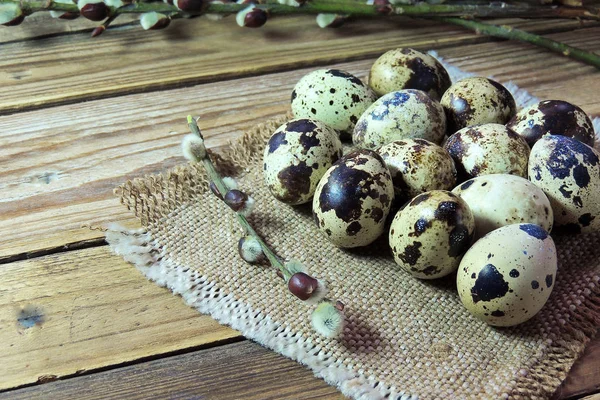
0,0,599,69
182,116,345,338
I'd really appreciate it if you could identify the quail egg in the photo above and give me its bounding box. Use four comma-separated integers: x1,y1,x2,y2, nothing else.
263,119,343,205
457,223,557,327
291,69,376,135
378,139,457,202
353,89,446,149
368,48,452,101
452,174,553,239
313,149,394,248
444,123,530,180
529,135,600,234
441,77,516,134
506,100,595,147
389,190,475,279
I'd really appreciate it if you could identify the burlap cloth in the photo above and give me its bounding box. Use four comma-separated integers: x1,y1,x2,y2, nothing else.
107,115,599,399
107,57,600,399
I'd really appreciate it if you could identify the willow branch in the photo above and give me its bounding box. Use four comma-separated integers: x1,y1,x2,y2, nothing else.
438,17,600,69
8,0,600,20
186,116,289,277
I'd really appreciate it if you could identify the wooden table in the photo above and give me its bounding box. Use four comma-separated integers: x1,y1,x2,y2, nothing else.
0,12,599,400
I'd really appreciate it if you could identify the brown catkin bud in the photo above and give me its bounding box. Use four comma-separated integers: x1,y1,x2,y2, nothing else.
288,272,319,301
236,4,267,28
374,0,393,14
78,0,109,21
175,0,206,12
209,182,224,200
224,189,248,212
91,25,105,37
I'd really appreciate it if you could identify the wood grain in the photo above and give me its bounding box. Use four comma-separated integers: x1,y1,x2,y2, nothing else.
1,28,600,261
0,341,344,400
0,16,590,115
0,337,597,400
0,246,240,391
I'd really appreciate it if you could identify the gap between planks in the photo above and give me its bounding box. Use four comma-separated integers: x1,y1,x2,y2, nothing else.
0,341,344,400
0,17,596,116
0,331,598,399
0,245,242,392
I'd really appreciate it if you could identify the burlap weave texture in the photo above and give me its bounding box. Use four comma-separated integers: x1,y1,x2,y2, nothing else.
110,114,600,400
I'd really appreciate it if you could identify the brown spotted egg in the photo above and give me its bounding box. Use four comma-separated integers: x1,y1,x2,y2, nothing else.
529,135,600,234
452,174,553,240
457,223,557,327
291,69,376,135
368,48,451,101
263,119,343,205
441,77,516,134
389,190,475,279
444,123,530,181
506,100,595,147
312,149,394,248
378,139,457,203
352,89,446,149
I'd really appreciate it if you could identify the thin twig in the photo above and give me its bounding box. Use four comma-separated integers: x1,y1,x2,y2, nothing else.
9,0,600,20
439,17,600,69
186,116,291,279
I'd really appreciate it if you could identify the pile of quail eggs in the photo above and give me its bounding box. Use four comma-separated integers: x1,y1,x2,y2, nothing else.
262,47,599,327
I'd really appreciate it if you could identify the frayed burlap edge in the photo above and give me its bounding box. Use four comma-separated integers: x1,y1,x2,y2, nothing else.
108,114,600,400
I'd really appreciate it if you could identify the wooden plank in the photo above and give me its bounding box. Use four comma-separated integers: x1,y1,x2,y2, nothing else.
0,246,240,391
1,337,598,400
0,341,344,400
555,337,600,399
0,16,589,115
2,28,600,261
0,13,138,44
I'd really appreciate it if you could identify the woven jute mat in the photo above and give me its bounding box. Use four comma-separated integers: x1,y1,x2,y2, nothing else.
107,113,600,399
106,55,600,399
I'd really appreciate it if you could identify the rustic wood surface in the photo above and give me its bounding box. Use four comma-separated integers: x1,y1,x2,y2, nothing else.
0,11,598,400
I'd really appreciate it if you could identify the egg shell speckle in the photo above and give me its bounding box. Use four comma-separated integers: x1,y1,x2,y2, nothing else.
353,89,446,149
291,69,376,134
263,119,343,205
368,48,451,101
389,190,475,279
457,223,557,327
444,123,530,181
441,77,516,134
378,138,457,202
312,149,394,248
452,174,553,239
528,135,600,234
506,100,595,147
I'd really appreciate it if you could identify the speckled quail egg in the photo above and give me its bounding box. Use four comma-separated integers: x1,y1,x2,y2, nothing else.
441,77,517,134
368,48,451,101
529,135,600,234
389,190,475,279
506,100,595,147
353,90,447,149
457,223,557,327
452,174,553,239
378,139,457,202
263,119,343,205
291,69,376,135
444,123,530,181
312,149,394,248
